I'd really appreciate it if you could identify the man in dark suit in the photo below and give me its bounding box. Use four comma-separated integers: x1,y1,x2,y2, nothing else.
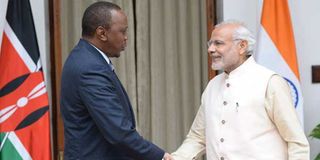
60,2,172,160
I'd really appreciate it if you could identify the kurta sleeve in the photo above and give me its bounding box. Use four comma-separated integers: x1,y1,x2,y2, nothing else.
265,75,310,160
172,102,206,160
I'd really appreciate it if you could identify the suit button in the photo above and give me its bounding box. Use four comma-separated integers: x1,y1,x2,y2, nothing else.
220,157,224,160
223,101,227,105
220,138,224,142
226,83,230,87
221,120,226,124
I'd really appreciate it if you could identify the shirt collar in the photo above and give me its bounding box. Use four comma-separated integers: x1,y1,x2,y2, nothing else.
90,44,111,65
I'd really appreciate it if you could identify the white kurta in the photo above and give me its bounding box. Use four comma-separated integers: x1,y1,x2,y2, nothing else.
172,57,309,160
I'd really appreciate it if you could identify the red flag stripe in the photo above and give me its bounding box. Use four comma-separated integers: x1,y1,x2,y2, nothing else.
0,32,30,88
3,21,37,72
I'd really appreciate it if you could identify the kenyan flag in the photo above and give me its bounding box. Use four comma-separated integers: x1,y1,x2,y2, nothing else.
0,0,51,159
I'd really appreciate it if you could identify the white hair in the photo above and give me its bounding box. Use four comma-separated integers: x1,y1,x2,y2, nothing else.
215,20,256,55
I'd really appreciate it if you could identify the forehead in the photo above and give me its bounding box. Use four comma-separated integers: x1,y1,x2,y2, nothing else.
211,24,236,40
110,10,127,25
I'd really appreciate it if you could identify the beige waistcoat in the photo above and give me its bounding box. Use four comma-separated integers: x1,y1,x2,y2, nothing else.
204,58,287,160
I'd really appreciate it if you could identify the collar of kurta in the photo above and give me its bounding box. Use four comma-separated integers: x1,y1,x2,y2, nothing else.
223,56,255,79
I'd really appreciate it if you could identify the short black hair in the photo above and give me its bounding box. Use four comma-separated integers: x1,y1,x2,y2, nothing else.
82,1,121,37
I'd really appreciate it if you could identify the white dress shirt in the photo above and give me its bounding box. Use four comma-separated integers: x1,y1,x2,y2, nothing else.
90,44,111,64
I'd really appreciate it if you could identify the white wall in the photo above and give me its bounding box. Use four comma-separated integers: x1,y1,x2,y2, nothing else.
219,0,320,158
290,1,320,159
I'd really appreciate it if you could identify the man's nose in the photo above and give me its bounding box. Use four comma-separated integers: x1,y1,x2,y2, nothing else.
207,45,216,55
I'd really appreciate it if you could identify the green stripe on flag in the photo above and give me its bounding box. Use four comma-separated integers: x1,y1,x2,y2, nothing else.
0,132,23,160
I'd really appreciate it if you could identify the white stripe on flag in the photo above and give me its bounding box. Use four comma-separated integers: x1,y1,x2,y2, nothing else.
8,132,32,160
4,20,37,72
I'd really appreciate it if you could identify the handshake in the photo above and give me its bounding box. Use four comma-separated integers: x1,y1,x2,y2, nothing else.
163,152,174,160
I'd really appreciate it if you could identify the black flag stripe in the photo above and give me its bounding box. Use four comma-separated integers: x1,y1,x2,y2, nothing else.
6,0,40,65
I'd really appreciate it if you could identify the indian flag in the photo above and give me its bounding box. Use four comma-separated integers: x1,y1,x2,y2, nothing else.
255,0,304,124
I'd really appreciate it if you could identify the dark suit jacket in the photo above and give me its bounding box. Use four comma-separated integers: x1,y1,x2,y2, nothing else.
60,39,164,160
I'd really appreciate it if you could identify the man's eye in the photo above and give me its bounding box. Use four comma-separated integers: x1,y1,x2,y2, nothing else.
207,40,225,48
214,41,223,46
120,29,127,34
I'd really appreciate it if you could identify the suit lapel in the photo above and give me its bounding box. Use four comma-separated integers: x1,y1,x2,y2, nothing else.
112,72,136,127
79,39,136,127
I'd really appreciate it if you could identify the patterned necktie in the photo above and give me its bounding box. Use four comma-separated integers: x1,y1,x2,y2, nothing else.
109,61,115,72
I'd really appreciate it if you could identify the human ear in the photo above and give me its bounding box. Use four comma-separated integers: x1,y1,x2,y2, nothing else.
96,26,108,41
239,40,248,55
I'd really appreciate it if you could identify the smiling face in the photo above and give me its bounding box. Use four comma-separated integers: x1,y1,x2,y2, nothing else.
207,24,248,73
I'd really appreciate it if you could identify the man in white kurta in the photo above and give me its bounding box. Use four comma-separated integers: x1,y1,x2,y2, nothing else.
172,21,309,160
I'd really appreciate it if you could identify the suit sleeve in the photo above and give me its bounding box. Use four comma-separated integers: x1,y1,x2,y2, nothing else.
78,66,164,160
